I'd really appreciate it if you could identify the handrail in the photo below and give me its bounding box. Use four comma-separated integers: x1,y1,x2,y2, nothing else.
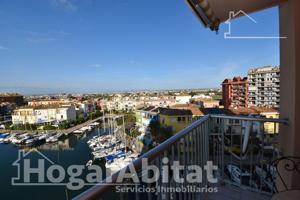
73,114,288,200
210,114,288,125
73,115,210,200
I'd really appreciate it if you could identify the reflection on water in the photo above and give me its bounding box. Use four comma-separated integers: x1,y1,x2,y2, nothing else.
0,127,110,200
21,128,106,151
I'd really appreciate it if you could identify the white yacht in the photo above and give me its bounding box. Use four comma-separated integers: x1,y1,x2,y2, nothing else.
86,160,93,167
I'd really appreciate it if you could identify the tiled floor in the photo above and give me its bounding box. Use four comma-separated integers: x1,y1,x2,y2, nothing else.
202,184,271,200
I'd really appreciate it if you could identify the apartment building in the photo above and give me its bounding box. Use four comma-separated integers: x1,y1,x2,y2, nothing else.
12,104,76,124
175,95,192,104
135,106,159,134
222,77,248,109
248,66,280,108
159,108,193,133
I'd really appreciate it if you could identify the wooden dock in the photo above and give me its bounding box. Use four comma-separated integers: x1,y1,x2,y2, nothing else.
63,116,104,135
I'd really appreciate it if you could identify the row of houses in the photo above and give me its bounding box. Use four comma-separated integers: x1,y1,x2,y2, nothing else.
12,104,77,125
222,66,280,108
135,104,279,139
98,94,220,112
11,100,96,125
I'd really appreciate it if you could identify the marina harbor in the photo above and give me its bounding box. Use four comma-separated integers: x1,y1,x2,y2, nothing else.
1,0,300,199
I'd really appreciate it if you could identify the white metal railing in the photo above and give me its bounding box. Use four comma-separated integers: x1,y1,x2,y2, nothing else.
73,115,288,200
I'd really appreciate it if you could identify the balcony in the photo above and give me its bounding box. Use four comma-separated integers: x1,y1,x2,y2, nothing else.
73,115,287,200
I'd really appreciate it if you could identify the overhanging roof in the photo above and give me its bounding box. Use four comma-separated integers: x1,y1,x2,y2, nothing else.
186,0,287,31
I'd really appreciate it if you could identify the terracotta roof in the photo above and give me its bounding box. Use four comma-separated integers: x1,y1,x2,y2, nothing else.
159,108,193,116
18,104,73,110
224,107,278,115
203,107,278,116
222,77,247,84
171,103,204,116
248,107,279,113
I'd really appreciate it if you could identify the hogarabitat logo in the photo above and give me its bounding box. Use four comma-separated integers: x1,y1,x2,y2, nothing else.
12,149,219,191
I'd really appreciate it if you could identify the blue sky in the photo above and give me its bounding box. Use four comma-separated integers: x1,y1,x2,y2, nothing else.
0,0,280,94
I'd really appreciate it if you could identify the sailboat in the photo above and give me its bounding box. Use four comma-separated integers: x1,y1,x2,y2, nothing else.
105,115,139,173
86,160,93,167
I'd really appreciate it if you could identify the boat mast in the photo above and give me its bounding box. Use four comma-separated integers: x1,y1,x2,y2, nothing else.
102,109,105,135
122,115,126,154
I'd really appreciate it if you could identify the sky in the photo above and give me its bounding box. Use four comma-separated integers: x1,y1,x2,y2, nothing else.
0,0,280,94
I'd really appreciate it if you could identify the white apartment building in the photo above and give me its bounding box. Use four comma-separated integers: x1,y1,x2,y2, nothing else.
248,66,280,108
175,95,192,104
12,104,76,124
192,94,213,100
76,102,95,114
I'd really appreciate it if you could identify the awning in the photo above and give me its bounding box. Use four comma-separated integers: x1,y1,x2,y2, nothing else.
185,0,286,31
186,0,220,32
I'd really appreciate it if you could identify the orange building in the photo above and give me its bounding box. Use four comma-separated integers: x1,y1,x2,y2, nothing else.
222,77,248,109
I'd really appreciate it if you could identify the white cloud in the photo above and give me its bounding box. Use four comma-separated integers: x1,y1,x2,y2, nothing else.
0,45,8,50
90,64,102,68
56,30,71,36
50,0,77,12
27,37,57,43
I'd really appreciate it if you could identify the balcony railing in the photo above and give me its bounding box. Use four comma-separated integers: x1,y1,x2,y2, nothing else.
73,115,288,200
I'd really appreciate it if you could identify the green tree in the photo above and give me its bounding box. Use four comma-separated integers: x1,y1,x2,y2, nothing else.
157,126,173,143
149,120,160,139
77,113,85,124
43,125,56,130
59,121,70,129
95,110,101,117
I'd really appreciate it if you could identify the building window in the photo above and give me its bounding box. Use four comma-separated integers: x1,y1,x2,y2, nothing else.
177,117,181,122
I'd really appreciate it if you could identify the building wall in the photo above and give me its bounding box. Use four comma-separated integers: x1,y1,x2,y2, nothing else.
159,114,192,133
175,96,192,104
198,100,220,108
279,0,300,188
12,108,36,124
35,108,54,123
248,66,280,108
57,106,76,122
222,81,231,108
135,110,159,134
222,77,248,108
12,105,76,124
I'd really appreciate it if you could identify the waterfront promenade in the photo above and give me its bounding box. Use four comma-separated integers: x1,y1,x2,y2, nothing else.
1,114,124,135
1,116,105,135
63,116,104,135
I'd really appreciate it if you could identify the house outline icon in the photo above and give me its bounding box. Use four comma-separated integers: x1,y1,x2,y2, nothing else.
224,10,287,39
11,148,55,185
